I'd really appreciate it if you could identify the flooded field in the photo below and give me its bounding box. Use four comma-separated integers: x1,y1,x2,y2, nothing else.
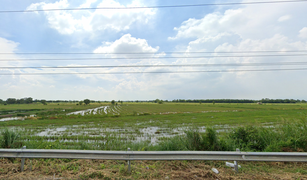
15,120,275,145
0,105,118,121
0,102,306,151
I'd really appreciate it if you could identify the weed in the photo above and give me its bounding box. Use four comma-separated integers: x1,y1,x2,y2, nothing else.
0,128,22,148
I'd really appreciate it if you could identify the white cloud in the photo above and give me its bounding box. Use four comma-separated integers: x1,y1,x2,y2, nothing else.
94,34,159,53
166,1,307,100
0,37,19,54
278,15,291,22
27,0,156,35
170,2,307,41
299,27,307,39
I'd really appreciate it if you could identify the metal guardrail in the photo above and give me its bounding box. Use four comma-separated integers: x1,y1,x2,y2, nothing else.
1,147,307,172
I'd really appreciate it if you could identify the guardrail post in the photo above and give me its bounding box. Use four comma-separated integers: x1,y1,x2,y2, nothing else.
234,148,240,173
127,148,131,173
21,146,26,172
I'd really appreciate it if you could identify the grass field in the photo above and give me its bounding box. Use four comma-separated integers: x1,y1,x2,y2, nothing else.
0,102,306,151
1,102,307,179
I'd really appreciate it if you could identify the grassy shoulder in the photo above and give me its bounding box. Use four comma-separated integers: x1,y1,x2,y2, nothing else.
0,158,306,180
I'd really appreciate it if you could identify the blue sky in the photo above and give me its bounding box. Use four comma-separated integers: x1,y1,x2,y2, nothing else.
0,0,307,101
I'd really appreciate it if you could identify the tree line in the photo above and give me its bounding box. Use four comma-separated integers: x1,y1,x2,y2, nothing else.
0,97,306,105
171,98,306,103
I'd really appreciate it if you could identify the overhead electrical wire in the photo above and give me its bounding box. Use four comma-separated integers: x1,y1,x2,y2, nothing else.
1,54,307,61
1,50,307,55
0,0,306,13
1,68,307,75
1,62,307,69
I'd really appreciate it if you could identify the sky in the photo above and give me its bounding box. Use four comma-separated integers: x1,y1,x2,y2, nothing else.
0,0,307,101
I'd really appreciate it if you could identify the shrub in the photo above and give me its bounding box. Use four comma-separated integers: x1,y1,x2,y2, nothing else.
229,126,267,151
185,130,202,150
202,127,220,151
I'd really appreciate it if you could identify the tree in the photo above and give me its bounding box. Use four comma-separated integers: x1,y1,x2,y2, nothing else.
6,98,16,104
84,99,90,105
41,100,47,105
111,100,115,105
79,101,83,105
24,97,33,104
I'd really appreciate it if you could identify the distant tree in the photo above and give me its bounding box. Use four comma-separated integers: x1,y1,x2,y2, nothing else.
84,99,90,105
79,101,83,105
6,98,16,104
25,97,33,104
41,100,47,105
111,100,115,105
158,100,163,104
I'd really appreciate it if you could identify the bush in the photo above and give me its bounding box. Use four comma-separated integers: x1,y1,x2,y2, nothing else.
158,128,231,151
202,127,220,151
229,126,266,151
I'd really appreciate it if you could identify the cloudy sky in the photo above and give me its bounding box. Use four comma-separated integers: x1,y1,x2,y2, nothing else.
0,0,307,101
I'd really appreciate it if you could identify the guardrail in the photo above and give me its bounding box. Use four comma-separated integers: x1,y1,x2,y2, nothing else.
1,147,307,173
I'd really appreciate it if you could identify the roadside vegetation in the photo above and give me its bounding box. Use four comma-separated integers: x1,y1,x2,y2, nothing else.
1,119,306,152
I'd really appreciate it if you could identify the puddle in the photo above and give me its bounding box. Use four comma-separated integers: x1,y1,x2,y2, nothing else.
0,117,24,122
25,121,280,145
0,114,36,122
36,127,67,136
66,106,109,115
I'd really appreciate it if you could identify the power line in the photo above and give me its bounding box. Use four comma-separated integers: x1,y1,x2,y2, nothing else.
1,62,307,69
1,0,306,13
1,50,307,55
1,54,307,61
1,68,307,75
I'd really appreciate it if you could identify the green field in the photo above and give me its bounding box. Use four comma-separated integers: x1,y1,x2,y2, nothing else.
0,102,307,152
1,102,307,179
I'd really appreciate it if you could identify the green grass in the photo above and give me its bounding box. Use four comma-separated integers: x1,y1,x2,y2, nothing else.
0,102,306,151
0,103,106,118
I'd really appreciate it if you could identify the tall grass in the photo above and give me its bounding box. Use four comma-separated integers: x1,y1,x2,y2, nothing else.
156,127,233,151
227,118,307,152
0,128,22,148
